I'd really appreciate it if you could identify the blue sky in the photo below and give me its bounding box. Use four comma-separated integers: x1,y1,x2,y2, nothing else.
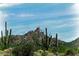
0,3,78,42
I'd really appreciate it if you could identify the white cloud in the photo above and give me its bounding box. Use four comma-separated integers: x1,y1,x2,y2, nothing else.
16,13,35,17
0,11,7,36
39,18,75,29
72,4,79,39
1,13,35,19
0,3,20,8
0,3,21,36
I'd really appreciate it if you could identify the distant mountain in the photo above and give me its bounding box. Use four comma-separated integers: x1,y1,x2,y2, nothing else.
10,27,69,48
11,27,45,45
24,28,79,49
70,38,79,48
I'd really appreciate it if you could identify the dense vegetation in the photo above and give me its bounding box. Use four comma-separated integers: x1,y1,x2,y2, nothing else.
0,22,79,56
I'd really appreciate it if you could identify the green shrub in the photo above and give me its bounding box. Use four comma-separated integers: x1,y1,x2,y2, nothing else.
42,50,48,56
58,45,68,53
33,49,44,56
33,49,55,56
33,49,48,56
12,40,35,56
64,49,76,56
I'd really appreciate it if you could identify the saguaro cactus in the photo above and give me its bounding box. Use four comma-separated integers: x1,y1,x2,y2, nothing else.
49,35,52,45
0,31,4,45
5,21,8,47
8,29,12,46
42,28,52,50
45,28,48,50
0,21,12,49
55,33,58,55
42,38,44,49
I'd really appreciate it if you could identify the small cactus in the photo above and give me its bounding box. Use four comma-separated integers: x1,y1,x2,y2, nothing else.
0,31,4,46
49,35,52,45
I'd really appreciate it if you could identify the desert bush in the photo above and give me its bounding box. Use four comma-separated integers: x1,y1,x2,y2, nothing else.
42,50,48,56
33,49,48,56
58,44,68,53
33,49,55,56
33,49,44,56
12,39,35,56
3,48,13,56
64,49,76,56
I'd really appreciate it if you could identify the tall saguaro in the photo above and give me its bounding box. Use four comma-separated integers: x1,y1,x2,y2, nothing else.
56,33,58,55
5,22,8,36
5,22,8,47
45,28,48,50
0,21,12,49
42,28,52,50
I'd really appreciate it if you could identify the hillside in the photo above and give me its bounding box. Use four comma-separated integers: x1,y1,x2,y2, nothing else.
70,38,79,48
0,26,78,56
10,27,66,47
